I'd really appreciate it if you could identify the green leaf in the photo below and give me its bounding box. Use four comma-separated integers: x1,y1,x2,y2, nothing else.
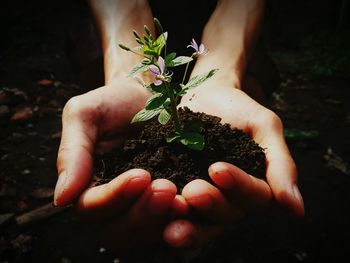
118,44,131,51
180,132,205,151
136,38,144,45
131,108,162,123
177,84,187,96
154,18,164,33
169,83,182,94
166,131,205,150
128,64,149,77
143,34,151,44
133,30,142,40
153,32,167,55
145,93,167,110
144,25,152,36
166,132,181,143
167,56,193,67
163,98,171,109
141,58,152,65
165,52,176,66
143,49,158,56
184,69,219,90
158,109,171,125
146,83,164,93
154,32,167,47
284,129,319,140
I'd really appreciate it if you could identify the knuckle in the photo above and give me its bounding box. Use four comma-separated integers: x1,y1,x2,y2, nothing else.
258,109,283,131
62,94,100,123
63,95,85,118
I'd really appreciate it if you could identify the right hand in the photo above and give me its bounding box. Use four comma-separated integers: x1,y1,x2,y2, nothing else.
55,78,150,206
54,79,190,249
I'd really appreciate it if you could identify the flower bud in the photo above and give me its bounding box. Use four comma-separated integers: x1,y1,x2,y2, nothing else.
142,58,151,65
118,44,131,51
154,18,163,33
144,25,152,36
133,30,142,40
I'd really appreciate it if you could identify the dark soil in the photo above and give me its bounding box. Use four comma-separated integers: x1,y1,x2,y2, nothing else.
98,108,265,189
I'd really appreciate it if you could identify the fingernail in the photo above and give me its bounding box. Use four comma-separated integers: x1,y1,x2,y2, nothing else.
54,170,68,206
122,176,149,198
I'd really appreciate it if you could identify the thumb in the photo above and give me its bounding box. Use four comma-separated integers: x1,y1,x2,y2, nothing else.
54,97,98,206
253,112,304,217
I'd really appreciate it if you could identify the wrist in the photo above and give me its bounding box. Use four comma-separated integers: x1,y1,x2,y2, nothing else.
103,45,140,85
191,55,243,90
107,73,152,101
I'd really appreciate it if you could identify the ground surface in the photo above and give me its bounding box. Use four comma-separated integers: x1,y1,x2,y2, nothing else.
1,0,350,262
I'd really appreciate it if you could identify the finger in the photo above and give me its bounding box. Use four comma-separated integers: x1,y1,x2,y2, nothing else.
182,179,244,224
253,112,304,217
208,162,272,212
76,169,151,223
171,195,190,216
163,219,221,248
99,179,177,247
127,179,177,224
55,96,99,206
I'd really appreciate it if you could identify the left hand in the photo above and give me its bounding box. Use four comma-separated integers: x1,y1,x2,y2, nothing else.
163,77,305,248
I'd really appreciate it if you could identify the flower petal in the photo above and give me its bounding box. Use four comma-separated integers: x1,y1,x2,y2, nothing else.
199,43,205,53
154,79,163,86
163,32,168,41
191,38,199,51
158,56,165,74
187,38,199,51
149,65,160,76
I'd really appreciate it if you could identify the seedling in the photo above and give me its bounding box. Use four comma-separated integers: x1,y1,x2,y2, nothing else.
119,18,218,150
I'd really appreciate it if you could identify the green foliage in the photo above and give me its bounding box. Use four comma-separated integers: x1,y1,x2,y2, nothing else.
145,94,167,110
166,118,205,150
284,129,319,140
158,109,171,125
167,56,193,67
119,18,218,150
131,108,163,123
128,64,149,77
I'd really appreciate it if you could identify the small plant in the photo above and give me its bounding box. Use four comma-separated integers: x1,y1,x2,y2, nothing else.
119,18,218,150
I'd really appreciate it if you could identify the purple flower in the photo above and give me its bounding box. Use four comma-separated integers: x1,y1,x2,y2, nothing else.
149,56,166,86
187,38,208,56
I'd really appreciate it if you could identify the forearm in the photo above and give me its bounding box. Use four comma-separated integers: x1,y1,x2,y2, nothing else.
88,0,154,84
192,0,265,88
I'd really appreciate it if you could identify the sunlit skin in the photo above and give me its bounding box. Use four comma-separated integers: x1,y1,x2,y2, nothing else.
54,0,304,250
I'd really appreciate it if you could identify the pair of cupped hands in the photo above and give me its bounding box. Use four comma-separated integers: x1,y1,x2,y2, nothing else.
54,75,304,250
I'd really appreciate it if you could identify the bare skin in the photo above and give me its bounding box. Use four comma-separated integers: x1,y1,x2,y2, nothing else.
54,0,304,249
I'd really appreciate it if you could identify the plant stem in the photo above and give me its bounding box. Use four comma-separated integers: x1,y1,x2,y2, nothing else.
166,83,181,132
130,50,149,58
163,34,167,58
181,54,194,84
